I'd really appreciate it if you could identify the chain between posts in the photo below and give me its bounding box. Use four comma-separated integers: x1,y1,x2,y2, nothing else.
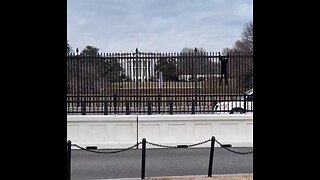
146,138,253,155
69,138,253,155
215,139,253,154
146,138,211,149
188,139,212,147
146,141,177,149
71,142,142,154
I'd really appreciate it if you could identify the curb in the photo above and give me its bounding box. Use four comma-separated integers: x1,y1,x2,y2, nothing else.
93,173,253,180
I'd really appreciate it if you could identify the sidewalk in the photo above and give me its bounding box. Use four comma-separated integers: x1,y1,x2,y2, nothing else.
96,173,253,180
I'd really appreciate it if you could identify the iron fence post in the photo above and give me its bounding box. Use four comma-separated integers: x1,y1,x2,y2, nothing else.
169,99,173,114
191,99,195,114
208,136,215,177
157,94,161,114
147,99,151,115
113,94,117,114
81,101,86,115
244,94,247,113
126,100,130,115
76,59,80,107
104,101,108,115
135,48,139,112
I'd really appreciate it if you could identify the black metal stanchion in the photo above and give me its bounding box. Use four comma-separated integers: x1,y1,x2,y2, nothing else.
208,136,215,177
141,138,146,179
67,140,71,180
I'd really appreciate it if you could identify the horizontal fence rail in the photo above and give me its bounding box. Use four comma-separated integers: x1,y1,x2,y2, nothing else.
67,49,253,115
66,94,253,114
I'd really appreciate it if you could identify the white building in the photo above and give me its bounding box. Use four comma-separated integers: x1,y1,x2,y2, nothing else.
122,58,156,82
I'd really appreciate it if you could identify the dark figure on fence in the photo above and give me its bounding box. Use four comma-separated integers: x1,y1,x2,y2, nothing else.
218,52,229,86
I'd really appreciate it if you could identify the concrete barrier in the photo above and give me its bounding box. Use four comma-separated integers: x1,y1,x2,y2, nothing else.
67,114,253,149
67,115,138,149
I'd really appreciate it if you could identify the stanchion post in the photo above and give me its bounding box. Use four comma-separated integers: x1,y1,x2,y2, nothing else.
208,136,215,177
141,138,146,179
67,140,71,180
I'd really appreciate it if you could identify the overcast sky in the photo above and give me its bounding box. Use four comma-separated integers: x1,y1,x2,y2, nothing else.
67,0,252,53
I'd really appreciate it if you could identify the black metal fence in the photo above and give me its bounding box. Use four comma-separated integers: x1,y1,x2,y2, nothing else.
67,49,253,114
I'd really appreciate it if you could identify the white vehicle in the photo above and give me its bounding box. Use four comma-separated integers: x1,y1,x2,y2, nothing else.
178,74,192,81
214,88,253,114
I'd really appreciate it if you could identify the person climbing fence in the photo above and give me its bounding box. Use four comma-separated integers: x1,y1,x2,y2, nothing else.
218,52,229,86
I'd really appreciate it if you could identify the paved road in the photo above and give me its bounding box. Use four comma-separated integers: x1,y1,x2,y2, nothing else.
70,147,253,180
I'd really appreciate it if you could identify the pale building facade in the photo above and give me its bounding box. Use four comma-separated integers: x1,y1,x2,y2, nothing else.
122,58,156,82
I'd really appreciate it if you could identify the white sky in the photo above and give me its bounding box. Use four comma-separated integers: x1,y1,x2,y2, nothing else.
67,0,253,53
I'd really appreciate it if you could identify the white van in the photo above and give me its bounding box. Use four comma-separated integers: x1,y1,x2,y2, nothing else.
213,88,253,114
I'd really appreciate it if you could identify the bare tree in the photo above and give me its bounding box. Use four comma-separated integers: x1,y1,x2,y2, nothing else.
177,47,214,77
223,21,253,53
234,21,253,52
221,21,253,92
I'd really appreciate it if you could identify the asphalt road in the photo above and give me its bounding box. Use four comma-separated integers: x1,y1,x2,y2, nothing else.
70,147,253,180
